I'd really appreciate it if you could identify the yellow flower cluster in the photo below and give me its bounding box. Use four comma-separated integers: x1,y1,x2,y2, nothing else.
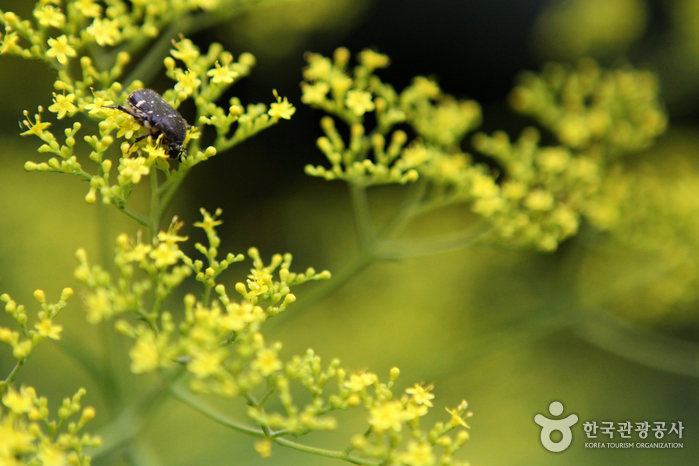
71,208,471,463
246,358,472,465
302,49,667,252
74,218,194,324
468,128,599,250
0,0,226,66
166,37,294,153
0,288,72,361
582,151,699,322
0,386,100,466
510,58,666,157
4,5,292,221
302,48,481,186
74,210,329,392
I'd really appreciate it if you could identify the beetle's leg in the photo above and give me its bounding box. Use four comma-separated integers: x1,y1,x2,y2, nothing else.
131,133,151,147
133,133,151,144
123,133,152,154
106,104,140,120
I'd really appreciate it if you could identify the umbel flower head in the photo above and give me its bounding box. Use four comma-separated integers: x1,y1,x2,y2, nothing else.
0,386,101,465
4,8,294,219
302,49,667,252
72,209,471,464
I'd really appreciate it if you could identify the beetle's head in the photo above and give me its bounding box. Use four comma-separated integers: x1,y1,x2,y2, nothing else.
168,142,187,161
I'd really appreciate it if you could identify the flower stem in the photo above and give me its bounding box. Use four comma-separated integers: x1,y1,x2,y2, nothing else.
172,385,379,465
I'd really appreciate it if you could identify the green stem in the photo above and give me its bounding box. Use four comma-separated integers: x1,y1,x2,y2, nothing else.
377,178,426,240
170,386,266,438
201,284,212,306
376,222,491,260
95,200,124,415
348,184,375,253
273,438,377,466
574,310,699,378
2,359,24,388
154,168,190,230
115,205,150,227
172,386,378,466
148,167,160,241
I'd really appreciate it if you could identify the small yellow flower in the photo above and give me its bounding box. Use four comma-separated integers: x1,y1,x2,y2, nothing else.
2,386,35,413
246,269,272,297
223,302,264,330
84,93,114,115
401,144,431,168
37,445,67,466
20,114,51,137
86,18,121,46
85,289,113,324
46,35,76,65
473,196,504,216
174,69,201,95
157,231,188,245
398,441,436,466
304,55,333,80
254,440,272,458
329,74,353,96
345,89,374,116
171,37,201,65
344,372,377,391
268,90,296,120
196,0,222,9
502,181,527,201
108,110,141,139
142,140,169,160
74,0,102,18
124,243,152,263
193,209,223,233
300,82,330,105
445,400,472,429
537,147,570,173
130,332,159,374
557,115,590,148
523,189,555,211
406,383,435,407
118,156,150,184
35,319,62,340
187,348,226,378
207,60,238,84
251,348,283,376
471,173,499,197
0,31,21,54
34,5,65,28
404,402,429,420
48,93,77,119
411,76,441,99
358,49,390,71
149,243,181,268
369,400,407,432
0,423,34,454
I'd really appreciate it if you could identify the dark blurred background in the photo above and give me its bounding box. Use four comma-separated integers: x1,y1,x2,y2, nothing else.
1,0,698,465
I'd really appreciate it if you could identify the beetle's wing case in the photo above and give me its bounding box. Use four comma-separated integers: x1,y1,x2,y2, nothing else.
116,88,190,159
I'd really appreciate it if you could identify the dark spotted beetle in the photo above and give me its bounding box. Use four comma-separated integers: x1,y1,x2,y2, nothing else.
108,89,190,160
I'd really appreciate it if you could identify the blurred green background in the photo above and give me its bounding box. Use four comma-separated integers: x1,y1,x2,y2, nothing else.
1,0,699,465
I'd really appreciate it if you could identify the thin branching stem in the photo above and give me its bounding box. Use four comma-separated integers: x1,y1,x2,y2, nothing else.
172,386,379,466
